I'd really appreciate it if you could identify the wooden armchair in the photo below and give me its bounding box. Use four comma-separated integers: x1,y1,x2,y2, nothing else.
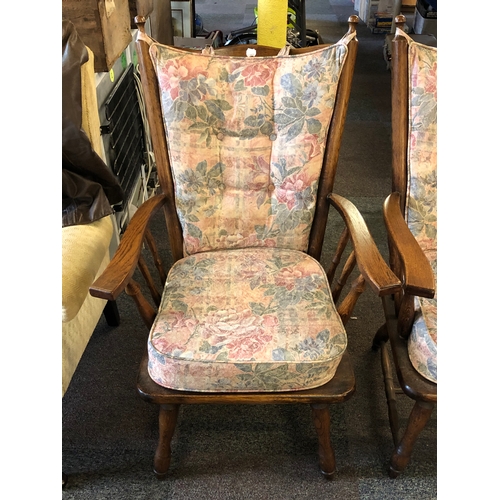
372,16,437,478
90,14,400,479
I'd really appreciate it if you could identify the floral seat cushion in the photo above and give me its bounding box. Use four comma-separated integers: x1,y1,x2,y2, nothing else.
148,247,347,392
405,38,437,383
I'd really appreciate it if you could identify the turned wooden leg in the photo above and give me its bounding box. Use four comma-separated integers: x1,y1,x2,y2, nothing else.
380,341,400,446
372,323,389,351
389,400,434,478
311,404,336,478
154,404,180,479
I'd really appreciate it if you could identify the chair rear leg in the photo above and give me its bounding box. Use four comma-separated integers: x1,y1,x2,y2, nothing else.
372,323,388,351
311,404,336,478
389,400,435,478
154,404,180,479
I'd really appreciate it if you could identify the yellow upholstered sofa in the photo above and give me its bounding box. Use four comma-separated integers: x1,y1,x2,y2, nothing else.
62,45,118,396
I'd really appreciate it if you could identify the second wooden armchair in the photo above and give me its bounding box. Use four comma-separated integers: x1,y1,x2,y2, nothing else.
372,16,437,478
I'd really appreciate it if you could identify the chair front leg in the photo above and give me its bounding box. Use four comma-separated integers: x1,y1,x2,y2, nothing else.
311,404,336,478
154,404,180,479
389,399,435,478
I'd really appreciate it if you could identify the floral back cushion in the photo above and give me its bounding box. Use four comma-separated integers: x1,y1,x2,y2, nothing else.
405,39,438,383
150,43,350,255
406,40,437,263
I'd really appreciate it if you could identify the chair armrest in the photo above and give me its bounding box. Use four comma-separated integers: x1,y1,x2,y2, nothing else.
327,193,401,297
383,192,435,298
89,193,169,301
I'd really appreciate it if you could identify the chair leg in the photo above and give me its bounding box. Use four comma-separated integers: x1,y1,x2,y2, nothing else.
389,400,435,478
372,323,388,351
154,404,180,479
380,341,400,447
311,404,336,478
103,300,120,327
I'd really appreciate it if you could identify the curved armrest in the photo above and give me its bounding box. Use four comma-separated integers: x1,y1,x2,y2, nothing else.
327,193,401,296
89,193,169,301
383,192,435,298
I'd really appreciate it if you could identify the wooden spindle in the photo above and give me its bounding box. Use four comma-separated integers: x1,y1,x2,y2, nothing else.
125,278,157,329
332,251,356,303
326,227,350,286
138,255,162,307
337,274,365,325
145,228,168,285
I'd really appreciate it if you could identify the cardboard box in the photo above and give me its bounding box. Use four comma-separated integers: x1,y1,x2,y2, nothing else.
374,12,393,27
62,0,132,72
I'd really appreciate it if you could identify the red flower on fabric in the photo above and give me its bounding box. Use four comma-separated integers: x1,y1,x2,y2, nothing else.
303,133,322,161
198,309,278,360
240,62,275,88
425,62,437,99
152,336,187,355
184,233,202,254
159,59,208,100
276,172,312,210
275,266,309,290
226,331,273,360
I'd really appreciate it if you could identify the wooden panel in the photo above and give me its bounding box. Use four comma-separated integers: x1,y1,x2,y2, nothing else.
62,0,132,72
149,0,174,45
129,0,154,25
129,1,176,46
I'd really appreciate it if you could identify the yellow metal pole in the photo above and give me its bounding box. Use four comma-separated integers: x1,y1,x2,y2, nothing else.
257,0,288,48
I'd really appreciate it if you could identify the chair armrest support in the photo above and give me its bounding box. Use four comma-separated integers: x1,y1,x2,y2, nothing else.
383,192,435,298
89,193,169,301
327,193,401,297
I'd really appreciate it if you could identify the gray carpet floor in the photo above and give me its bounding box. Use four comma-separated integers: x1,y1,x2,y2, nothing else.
62,1,437,498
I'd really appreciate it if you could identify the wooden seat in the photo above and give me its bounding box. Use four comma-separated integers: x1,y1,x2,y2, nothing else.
90,14,401,479
372,15,437,478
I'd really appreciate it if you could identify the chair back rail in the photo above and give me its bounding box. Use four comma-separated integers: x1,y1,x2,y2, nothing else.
390,16,410,209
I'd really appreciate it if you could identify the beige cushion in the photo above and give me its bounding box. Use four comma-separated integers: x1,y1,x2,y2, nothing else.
62,216,113,322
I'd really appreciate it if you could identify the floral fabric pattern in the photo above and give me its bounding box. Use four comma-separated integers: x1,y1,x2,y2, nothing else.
150,43,349,255
148,248,347,392
406,41,437,383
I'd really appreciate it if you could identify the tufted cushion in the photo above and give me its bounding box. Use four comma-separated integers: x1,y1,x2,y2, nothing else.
150,42,350,255
405,40,437,383
148,247,347,392
62,215,113,322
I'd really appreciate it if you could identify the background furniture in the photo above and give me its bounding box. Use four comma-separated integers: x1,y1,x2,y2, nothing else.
62,43,121,397
372,15,437,478
62,0,133,72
